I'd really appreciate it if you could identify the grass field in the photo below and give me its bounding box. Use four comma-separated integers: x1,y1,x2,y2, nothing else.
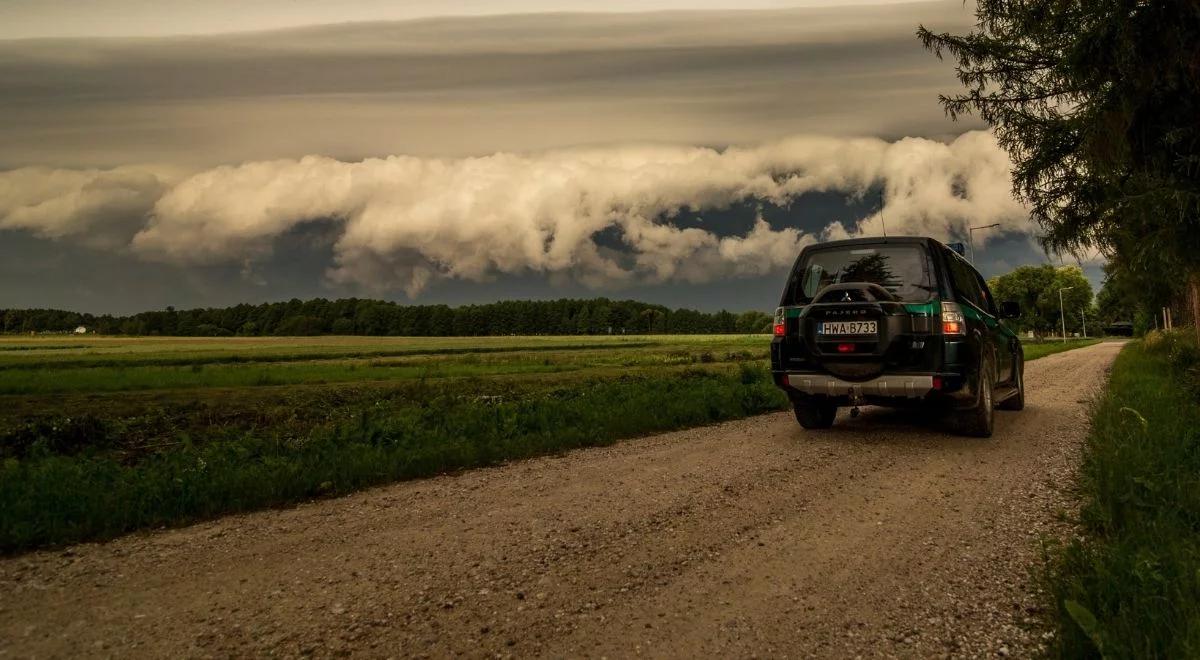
1023,337,1102,361
0,335,782,551
1045,334,1199,657
0,334,1101,552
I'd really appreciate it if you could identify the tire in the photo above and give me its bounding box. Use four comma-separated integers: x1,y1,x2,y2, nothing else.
793,400,837,429
998,353,1025,411
956,357,995,438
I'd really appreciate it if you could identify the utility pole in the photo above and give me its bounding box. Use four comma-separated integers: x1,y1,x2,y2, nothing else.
968,223,1001,263
1059,286,1075,343
1081,310,1087,338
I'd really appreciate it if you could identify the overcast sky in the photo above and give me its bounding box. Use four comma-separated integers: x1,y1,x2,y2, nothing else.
0,0,941,38
0,0,1099,315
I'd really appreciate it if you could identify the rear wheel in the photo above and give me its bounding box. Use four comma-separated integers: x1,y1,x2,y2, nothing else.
957,358,995,438
998,353,1025,411
793,400,837,429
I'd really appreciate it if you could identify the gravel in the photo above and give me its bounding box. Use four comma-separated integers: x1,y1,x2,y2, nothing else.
0,342,1123,658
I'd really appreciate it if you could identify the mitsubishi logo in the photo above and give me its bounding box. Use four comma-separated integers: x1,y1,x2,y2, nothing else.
841,292,853,302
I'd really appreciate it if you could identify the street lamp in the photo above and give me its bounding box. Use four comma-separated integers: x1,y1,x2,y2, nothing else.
1058,286,1075,343
968,223,1001,263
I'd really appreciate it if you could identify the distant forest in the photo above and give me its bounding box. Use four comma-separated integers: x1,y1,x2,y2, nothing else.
2,298,774,336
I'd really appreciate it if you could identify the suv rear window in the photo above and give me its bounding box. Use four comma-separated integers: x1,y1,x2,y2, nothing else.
784,244,936,304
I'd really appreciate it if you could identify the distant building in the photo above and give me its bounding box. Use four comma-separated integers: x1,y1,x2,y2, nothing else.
74,326,88,334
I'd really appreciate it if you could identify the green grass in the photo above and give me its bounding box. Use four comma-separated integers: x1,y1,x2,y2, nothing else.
0,335,1088,396
0,334,730,367
1045,334,1200,658
0,340,763,393
0,335,777,551
1023,338,1102,361
0,333,1103,553
0,364,787,552
0,339,662,371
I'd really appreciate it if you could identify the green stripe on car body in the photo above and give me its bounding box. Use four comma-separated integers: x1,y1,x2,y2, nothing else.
784,302,940,318
902,301,941,315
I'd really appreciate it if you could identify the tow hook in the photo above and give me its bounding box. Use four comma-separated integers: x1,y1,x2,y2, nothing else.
848,387,864,418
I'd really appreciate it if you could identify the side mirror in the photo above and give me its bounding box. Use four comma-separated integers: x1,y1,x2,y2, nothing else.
1000,301,1020,319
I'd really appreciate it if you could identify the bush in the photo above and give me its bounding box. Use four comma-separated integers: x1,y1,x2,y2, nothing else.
1140,329,1200,388
0,415,116,459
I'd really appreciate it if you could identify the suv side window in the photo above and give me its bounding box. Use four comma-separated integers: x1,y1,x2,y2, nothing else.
974,271,998,316
947,252,984,309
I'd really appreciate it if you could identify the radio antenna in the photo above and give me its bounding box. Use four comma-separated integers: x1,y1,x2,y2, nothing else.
878,188,888,239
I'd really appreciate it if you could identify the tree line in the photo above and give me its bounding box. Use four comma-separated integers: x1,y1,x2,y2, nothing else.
987,264,1098,338
1,298,774,337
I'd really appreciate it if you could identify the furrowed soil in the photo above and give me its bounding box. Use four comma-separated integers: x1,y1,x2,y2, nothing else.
0,342,1123,658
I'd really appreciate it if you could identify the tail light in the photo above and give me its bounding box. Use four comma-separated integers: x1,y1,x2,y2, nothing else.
773,307,785,336
941,302,966,335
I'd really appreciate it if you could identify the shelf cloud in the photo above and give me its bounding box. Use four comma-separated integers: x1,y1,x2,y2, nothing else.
2,131,1027,297
0,165,183,249
0,1,1049,312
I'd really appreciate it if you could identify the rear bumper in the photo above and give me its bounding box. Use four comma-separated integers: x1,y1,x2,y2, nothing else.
784,373,934,398
774,370,976,409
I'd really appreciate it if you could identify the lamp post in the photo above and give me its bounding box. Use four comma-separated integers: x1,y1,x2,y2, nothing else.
968,223,1001,263
1058,286,1075,343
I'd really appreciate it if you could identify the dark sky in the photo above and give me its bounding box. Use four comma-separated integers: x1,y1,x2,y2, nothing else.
0,1,1104,314
0,194,1095,315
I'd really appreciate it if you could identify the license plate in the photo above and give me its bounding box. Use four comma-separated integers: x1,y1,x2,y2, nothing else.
819,321,877,335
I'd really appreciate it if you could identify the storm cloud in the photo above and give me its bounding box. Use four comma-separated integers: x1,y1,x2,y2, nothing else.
0,2,977,169
0,165,182,248
0,1,1052,314
2,131,1028,297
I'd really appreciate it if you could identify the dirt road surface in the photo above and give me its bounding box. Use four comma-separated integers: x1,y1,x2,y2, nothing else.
0,342,1122,658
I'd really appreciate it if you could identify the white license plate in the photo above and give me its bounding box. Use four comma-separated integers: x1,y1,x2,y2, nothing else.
819,321,877,335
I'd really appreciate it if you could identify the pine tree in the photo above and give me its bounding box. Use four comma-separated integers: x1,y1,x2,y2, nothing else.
920,0,1200,331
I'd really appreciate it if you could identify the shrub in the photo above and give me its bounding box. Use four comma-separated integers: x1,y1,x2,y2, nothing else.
0,415,116,460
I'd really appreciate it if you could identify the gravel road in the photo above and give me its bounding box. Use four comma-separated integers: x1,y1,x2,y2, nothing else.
0,341,1123,659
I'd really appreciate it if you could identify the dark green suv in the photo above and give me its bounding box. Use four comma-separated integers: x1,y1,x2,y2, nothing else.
769,236,1024,437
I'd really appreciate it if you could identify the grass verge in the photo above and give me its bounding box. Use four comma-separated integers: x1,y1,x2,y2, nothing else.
1023,338,1102,362
1045,333,1200,657
0,365,787,553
